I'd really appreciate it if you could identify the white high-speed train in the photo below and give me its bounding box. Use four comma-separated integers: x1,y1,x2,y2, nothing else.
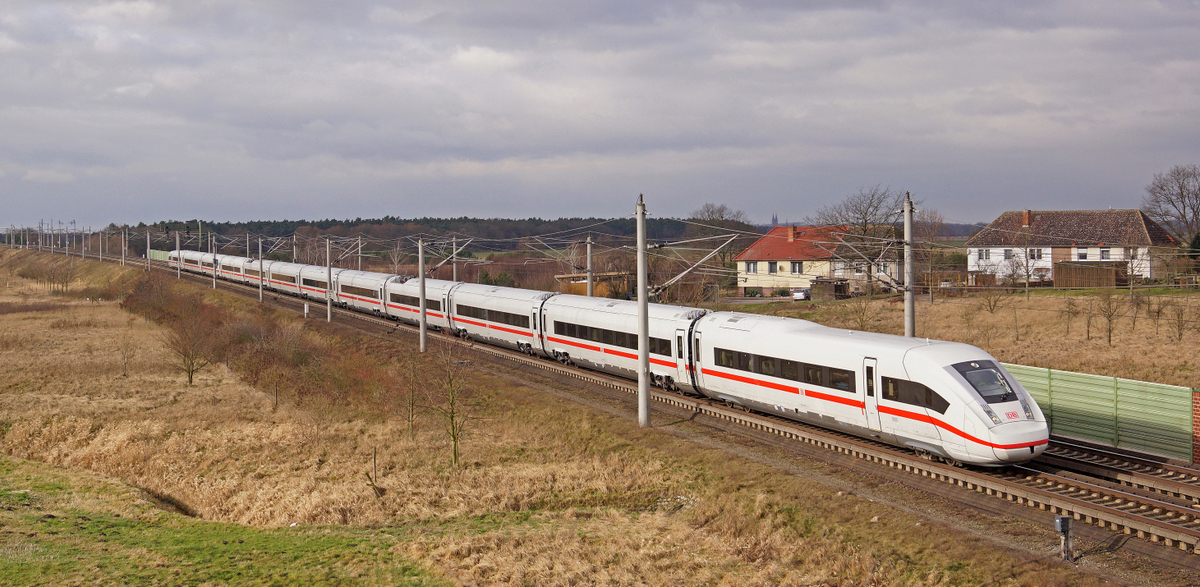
169,249,1049,466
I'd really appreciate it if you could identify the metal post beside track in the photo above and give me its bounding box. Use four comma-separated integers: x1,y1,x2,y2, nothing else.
586,235,593,297
326,237,332,323
419,238,427,353
258,237,263,303
903,193,915,338
637,195,650,428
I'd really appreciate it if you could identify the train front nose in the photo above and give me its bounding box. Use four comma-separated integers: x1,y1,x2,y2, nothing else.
990,420,1049,463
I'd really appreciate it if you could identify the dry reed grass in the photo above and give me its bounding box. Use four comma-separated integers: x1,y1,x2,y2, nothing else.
0,250,1165,586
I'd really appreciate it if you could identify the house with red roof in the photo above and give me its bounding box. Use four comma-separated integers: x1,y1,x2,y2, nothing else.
733,225,903,296
964,209,1180,284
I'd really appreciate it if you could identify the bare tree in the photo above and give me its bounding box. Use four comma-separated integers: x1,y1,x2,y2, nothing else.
686,203,756,276
426,340,488,468
1094,292,1125,346
387,243,409,276
163,314,218,385
1142,164,1200,245
806,186,908,295
1168,302,1190,342
844,295,880,331
1126,294,1145,332
978,288,1007,315
118,335,137,377
1148,298,1168,336
1063,297,1079,337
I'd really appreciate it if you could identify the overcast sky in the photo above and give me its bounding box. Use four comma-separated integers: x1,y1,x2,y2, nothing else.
2,1,1199,228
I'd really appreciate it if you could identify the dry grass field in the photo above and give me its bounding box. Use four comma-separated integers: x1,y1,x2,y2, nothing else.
0,249,1192,586
712,290,1200,389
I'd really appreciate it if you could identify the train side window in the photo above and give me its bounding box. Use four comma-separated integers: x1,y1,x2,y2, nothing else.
804,364,824,386
736,351,751,372
715,348,735,368
829,368,854,392
677,336,683,359
757,356,777,377
881,377,900,401
866,366,875,397
780,359,800,381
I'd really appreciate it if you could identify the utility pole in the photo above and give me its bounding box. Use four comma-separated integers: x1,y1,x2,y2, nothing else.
246,232,250,257
326,237,332,323
452,236,457,281
175,232,181,279
903,192,915,338
418,238,427,353
358,235,363,271
145,230,151,271
210,234,216,289
292,234,297,263
636,195,650,428
258,237,264,303
121,230,126,266
198,221,202,252
586,235,594,297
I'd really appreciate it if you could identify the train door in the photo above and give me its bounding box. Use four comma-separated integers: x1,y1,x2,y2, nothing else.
864,357,881,433
674,329,690,392
691,331,705,390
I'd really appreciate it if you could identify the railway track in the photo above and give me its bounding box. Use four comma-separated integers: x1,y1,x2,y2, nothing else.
25,249,1200,562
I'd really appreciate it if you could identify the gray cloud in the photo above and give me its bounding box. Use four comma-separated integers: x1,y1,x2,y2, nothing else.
2,0,1199,227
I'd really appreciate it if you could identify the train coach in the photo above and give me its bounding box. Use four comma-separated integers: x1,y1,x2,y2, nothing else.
165,248,1049,466
690,313,1048,465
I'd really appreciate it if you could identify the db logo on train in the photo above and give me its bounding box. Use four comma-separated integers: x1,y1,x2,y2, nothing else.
1005,411,1020,420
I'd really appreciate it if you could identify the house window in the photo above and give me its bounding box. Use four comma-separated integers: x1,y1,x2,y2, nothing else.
1100,247,1110,260
1077,247,1088,261
1028,248,1042,260
767,261,777,274
977,249,990,261
1003,249,1014,260
1124,247,1135,259
854,264,864,275
880,263,889,274
745,261,757,274
790,261,803,274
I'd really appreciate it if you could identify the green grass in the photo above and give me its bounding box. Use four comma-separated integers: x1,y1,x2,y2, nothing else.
0,456,447,587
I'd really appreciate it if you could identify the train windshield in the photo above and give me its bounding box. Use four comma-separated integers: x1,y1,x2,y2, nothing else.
952,360,1017,404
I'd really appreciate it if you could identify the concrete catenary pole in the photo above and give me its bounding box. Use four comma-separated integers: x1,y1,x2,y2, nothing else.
636,195,650,428
246,232,250,258
198,221,202,252
358,235,363,271
176,232,181,279
146,230,151,271
452,236,457,282
292,234,297,263
326,237,332,323
258,237,264,302
903,192,915,338
586,235,594,297
210,234,216,289
418,239,427,353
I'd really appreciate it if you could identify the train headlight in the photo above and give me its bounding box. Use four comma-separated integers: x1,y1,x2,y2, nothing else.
1020,399,1033,420
983,405,1001,425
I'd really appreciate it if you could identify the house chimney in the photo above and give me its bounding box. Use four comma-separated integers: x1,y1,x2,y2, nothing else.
788,226,795,242
1022,210,1032,227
